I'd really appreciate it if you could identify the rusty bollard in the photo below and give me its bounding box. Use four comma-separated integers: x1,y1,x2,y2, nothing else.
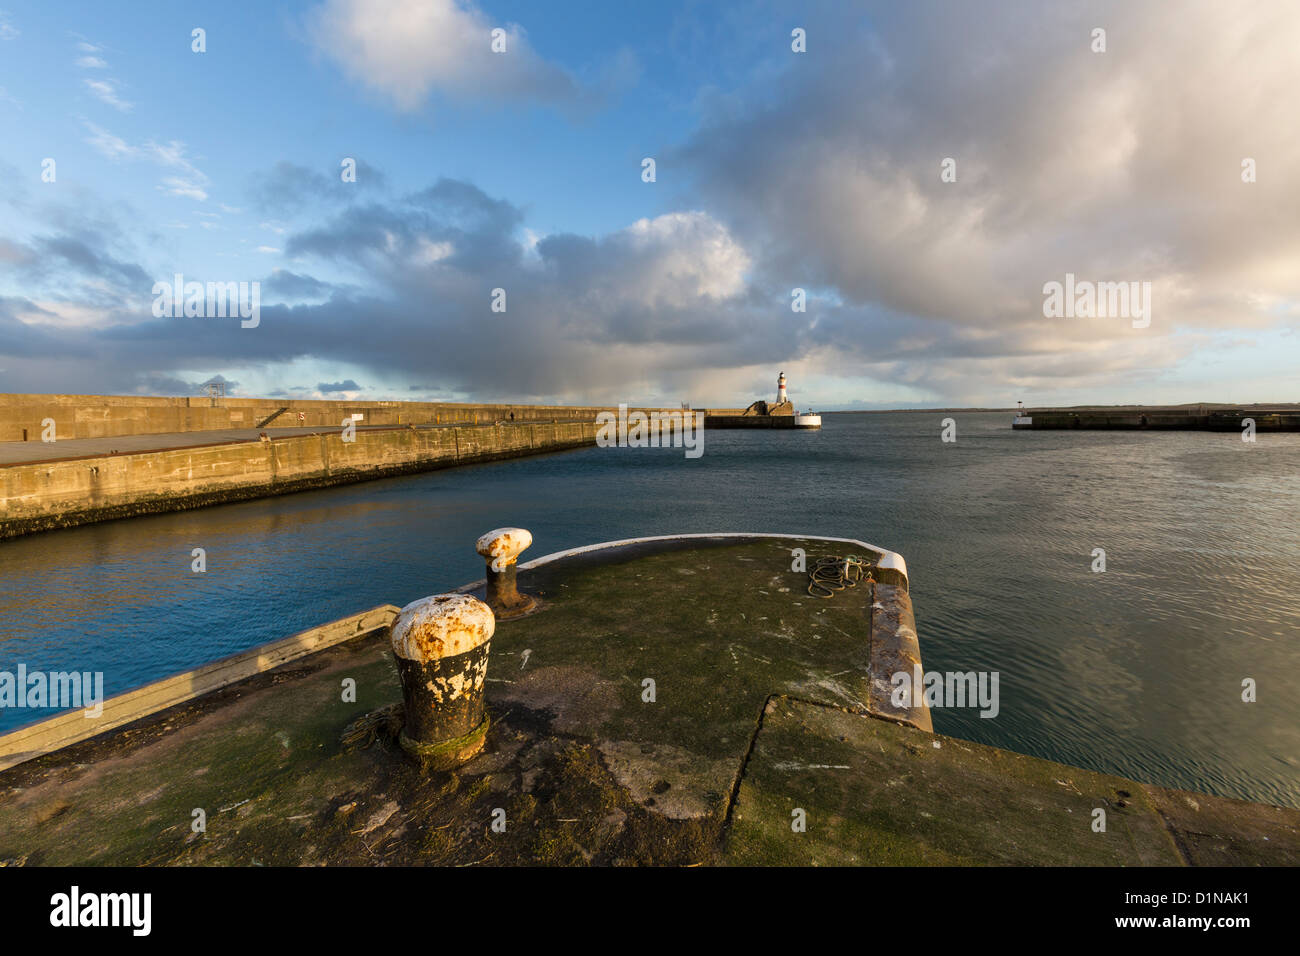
390,593,494,769
476,527,538,619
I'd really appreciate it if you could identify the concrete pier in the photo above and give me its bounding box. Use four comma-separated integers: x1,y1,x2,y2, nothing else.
0,393,656,443
0,532,1293,866
0,420,602,540
1013,403,1300,430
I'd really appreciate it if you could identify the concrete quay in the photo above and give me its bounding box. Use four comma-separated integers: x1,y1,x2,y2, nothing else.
0,392,626,443
0,419,601,540
1013,402,1300,430
0,533,1293,866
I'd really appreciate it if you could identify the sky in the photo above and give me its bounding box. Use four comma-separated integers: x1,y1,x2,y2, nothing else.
0,0,1297,409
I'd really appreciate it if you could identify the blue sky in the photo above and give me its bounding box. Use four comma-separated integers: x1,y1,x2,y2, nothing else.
1,1,1298,409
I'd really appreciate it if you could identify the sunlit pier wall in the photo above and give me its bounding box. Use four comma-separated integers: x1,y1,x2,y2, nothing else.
0,393,644,442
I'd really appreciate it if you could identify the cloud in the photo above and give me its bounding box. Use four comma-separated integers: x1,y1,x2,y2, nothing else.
84,122,134,160
77,55,107,68
317,379,360,392
262,269,334,300
31,235,151,288
160,176,208,201
0,223,154,316
7,2,1300,406
0,175,770,401
84,78,132,111
84,123,210,201
0,13,16,41
248,160,386,213
669,0,1300,402
306,0,582,110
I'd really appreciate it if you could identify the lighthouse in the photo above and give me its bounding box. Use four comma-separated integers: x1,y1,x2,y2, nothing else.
777,371,788,404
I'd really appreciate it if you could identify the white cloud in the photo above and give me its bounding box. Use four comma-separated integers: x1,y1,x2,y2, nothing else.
414,237,453,263
84,122,210,202
0,14,17,41
84,78,132,111
160,179,209,202
84,122,134,160
307,0,579,110
680,0,1300,403
560,211,751,311
77,55,107,68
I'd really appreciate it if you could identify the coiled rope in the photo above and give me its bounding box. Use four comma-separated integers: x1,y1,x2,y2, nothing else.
807,554,874,598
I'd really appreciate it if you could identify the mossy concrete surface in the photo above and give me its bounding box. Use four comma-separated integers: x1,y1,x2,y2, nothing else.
0,536,1295,866
730,699,1191,865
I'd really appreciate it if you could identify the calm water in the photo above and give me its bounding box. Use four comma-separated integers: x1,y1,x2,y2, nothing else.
1,412,1297,807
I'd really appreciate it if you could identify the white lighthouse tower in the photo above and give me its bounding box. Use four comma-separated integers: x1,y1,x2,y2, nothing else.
777,371,788,404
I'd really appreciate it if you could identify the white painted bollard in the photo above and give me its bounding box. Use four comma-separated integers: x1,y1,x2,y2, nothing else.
476,527,539,619
390,593,494,768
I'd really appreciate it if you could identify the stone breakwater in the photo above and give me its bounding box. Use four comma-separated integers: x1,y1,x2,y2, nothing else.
0,420,599,540
0,393,632,442
1013,403,1300,430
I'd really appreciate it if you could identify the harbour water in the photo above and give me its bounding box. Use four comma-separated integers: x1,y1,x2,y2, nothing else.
1,412,1297,808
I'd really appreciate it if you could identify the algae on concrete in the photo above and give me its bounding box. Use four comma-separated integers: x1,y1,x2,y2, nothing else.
0,536,1294,866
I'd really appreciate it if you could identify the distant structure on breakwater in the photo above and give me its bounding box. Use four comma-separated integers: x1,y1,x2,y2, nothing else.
1012,402,1300,431
700,371,822,429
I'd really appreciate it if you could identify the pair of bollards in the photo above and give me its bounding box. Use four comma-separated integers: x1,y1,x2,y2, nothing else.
387,527,536,769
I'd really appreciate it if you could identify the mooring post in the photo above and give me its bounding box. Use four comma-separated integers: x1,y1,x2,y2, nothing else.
476,527,538,619
390,593,494,769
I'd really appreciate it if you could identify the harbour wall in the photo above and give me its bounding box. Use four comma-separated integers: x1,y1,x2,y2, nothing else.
699,406,801,429
1014,403,1300,430
0,420,601,540
0,393,627,442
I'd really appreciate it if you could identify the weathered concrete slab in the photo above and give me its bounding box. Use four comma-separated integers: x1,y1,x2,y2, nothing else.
1143,784,1300,866
724,699,1297,866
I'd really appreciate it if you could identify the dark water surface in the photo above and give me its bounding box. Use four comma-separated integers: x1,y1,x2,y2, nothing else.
2,412,1297,807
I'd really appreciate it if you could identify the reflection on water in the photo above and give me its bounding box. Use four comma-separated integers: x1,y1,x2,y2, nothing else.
1,413,1297,807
